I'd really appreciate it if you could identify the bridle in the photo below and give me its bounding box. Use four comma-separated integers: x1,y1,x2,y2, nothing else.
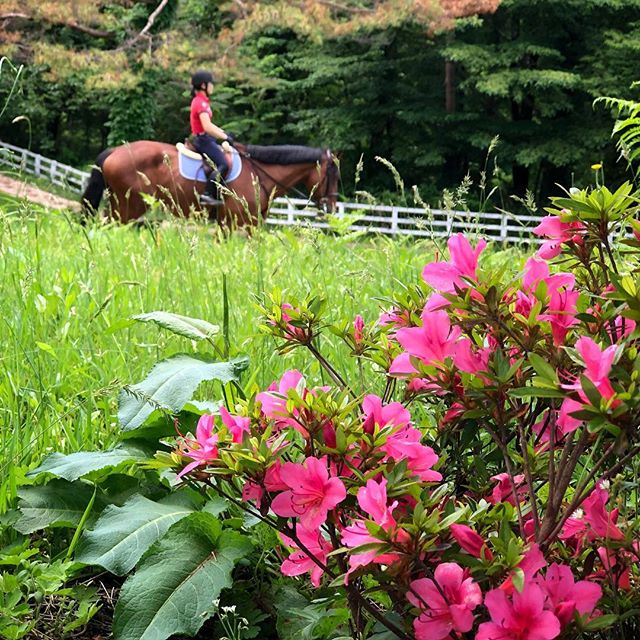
238,147,339,212
316,149,340,212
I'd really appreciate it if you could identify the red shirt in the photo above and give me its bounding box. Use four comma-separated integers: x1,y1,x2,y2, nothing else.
190,93,213,135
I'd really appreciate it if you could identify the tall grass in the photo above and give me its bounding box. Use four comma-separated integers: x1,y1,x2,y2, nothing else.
0,197,444,510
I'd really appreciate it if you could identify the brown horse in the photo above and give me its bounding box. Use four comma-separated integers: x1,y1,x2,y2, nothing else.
80,140,339,227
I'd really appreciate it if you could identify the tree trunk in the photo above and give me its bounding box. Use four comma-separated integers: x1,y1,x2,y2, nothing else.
445,60,456,114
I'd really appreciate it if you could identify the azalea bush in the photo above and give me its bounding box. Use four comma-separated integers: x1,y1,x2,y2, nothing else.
170,182,640,639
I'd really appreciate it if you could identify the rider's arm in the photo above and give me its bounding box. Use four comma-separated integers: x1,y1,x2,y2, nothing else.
199,112,229,141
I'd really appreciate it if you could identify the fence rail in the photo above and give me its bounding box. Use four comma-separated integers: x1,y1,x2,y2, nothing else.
0,140,89,194
0,140,541,242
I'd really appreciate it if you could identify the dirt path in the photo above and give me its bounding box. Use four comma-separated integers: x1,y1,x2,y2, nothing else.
0,173,81,210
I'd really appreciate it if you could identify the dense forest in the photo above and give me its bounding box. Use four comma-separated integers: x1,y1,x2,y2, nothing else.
1,0,639,206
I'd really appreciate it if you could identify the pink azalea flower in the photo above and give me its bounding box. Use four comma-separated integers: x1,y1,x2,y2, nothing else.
256,370,305,429
606,315,636,343
219,407,250,443
390,309,461,372
535,563,602,627
560,483,624,545
452,338,491,376
522,257,575,293
594,546,632,590
341,481,394,540
533,215,586,260
271,456,347,529
360,397,442,482
500,544,547,595
176,414,219,478
440,402,466,427
422,233,487,293
386,439,443,482
450,524,494,561
280,526,333,587
407,563,482,640
488,473,526,505
341,478,404,571
377,307,411,330
574,337,618,401
356,478,398,529
556,398,584,436
242,461,288,504
477,583,561,640
241,481,263,503
353,314,364,344
362,394,411,435
559,338,619,430
279,302,309,341
516,258,579,345
424,292,452,312
542,287,580,346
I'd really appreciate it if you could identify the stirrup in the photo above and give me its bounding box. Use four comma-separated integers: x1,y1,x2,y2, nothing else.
199,192,224,206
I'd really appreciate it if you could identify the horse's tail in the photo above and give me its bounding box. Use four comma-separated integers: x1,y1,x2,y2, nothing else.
80,148,114,220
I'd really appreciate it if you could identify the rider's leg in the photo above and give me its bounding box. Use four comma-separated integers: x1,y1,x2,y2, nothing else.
193,135,229,205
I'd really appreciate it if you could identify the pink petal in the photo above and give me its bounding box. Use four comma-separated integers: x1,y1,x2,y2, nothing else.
413,613,453,640
409,578,447,610
389,352,418,374
433,562,464,592
422,261,462,293
271,490,298,518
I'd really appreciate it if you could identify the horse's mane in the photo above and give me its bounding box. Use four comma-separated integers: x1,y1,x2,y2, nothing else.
245,144,324,165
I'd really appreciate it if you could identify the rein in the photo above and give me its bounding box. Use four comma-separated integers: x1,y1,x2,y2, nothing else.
238,147,336,209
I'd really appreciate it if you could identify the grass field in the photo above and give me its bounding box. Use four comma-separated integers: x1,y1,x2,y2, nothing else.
1,194,486,511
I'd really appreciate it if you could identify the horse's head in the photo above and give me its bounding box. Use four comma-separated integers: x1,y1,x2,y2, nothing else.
315,149,340,213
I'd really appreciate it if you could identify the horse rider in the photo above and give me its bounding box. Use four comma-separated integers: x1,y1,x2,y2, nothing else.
189,70,234,206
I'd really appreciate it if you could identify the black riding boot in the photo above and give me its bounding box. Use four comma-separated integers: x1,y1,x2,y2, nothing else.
199,175,224,206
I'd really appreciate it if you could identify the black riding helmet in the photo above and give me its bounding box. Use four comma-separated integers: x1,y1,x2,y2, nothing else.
191,70,214,91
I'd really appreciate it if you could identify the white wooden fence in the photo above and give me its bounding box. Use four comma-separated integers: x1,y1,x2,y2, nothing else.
0,140,90,194
0,140,541,242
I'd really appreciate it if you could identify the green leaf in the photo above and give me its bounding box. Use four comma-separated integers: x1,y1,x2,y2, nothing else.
511,567,525,593
582,613,618,631
118,354,249,432
76,494,198,575
579,374,602,408
132,311,219,342
113,512,251,640
27,444,151,481
15,480,102,534
509,387,565,398
527,353,558,384
274,585,350,640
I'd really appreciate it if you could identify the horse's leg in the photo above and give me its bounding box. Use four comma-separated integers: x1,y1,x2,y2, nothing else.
103,154,149,224
220,169,266,230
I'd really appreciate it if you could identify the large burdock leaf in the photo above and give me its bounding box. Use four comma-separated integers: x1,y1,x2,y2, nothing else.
26,444,151,481
132,311,219,342
15,480,101,534
118,354,249,432
75,493,197,575
113,512,251,640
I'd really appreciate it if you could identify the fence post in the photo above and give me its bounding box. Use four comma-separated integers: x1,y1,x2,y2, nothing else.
34,154,41,177
287,199,295,225
391,206,399,234
446,210,453,235
500,212,508,242
21,149,28,173
337,202,345,219
49,159,58,183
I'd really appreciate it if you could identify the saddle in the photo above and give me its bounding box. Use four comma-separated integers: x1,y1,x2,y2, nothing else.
183,139,234,178
176,140,241,183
